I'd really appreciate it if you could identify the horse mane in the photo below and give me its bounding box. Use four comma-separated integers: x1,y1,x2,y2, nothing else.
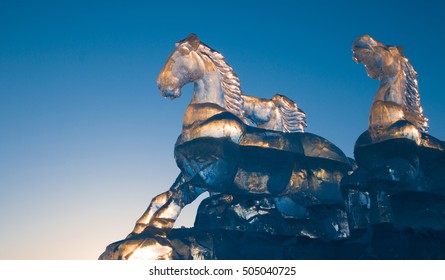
196,44,244,118
400,55,429,133
273,95,307,132
196,42,307,133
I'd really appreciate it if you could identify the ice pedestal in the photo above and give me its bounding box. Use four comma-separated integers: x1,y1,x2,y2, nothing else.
194,194,349,240
342,130,445,231
100,132,353,260
99,129,445,260
99,227,445,260
99,130,445,260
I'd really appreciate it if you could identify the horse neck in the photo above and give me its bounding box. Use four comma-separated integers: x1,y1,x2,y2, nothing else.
369,72,406,129
182,69,232,141
373,73,405,105
190,70,226,109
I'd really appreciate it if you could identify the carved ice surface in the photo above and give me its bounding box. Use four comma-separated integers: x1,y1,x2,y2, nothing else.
274,196,307,218
128,242,172,260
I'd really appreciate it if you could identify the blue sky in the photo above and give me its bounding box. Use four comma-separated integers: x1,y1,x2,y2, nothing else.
1,0,444,259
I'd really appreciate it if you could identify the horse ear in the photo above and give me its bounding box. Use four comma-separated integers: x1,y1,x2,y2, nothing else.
396,46,404,55
186,33,200,50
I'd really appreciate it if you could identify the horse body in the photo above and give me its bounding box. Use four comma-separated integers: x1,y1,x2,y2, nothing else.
158,34,307,135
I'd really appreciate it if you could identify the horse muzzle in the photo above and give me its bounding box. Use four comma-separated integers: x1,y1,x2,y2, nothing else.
157,71,183,99
160,86,182,99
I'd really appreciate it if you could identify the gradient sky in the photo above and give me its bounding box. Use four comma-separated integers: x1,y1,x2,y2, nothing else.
1,0,444,259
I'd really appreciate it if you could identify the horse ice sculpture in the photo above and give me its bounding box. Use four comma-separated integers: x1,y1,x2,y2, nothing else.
343,35,445,230
352,35,429,144
127,34,350,239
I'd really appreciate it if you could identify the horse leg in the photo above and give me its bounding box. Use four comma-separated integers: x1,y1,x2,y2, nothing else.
131,190,172,235
130,173,205,235
149,182,205,229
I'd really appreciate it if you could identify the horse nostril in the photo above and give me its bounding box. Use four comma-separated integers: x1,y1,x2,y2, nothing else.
161,86,181,99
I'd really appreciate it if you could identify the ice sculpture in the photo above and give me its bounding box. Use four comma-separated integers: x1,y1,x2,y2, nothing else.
352,35,429,142
343,35,445,231
100,34,352,260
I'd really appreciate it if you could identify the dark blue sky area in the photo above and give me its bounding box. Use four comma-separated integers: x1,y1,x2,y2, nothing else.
1,0,444,258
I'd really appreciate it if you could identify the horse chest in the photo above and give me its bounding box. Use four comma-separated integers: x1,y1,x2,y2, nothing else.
182,104,244,143
369,100,404,129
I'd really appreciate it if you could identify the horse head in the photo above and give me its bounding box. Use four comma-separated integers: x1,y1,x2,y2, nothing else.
157,34,205,99
352,35,403,80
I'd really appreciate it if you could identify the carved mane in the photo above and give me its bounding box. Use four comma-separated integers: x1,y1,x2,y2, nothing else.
196,41,306,133
196,43,244,118
273,94,307,132
400,55,429,133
